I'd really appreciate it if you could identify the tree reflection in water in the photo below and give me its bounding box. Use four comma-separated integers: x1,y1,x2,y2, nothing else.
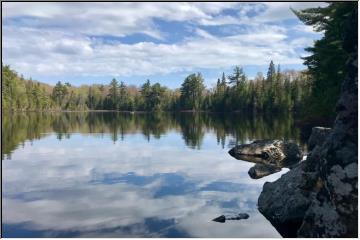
2,111,302,160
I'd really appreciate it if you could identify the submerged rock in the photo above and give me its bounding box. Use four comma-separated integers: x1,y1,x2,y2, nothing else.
212,213,249,223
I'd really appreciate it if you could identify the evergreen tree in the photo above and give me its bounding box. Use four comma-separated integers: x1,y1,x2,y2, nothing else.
118,81,130,110
228,66,245,86
292,2,357,119
108,78,119,109
52,81,66,108
180,73,205,111
141,79,152,111
266,60,276,83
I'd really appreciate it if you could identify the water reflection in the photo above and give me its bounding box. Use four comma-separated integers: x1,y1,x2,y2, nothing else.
2,112,301,160
2,112,302,237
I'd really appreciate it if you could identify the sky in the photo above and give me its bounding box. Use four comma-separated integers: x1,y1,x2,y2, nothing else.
2,2,326,88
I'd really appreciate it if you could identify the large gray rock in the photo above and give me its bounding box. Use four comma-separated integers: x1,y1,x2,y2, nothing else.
258,7,357,237
258,161,316,237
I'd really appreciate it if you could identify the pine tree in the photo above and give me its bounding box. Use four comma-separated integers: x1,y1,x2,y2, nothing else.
141,79,152,111
292,2,357,119
108,78,119,110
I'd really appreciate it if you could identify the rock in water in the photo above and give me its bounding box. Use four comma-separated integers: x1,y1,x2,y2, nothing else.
227,213,249,220
258,7,357,237
228,139,303,166
212,213,249,223
212,215,226,223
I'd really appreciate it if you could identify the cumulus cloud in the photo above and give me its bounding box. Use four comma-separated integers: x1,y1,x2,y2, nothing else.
2,2,242,37
3,25,306,77
2,2,324,82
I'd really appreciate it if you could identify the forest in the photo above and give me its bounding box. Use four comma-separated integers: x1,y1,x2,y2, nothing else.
1,61,311,113
2,2,355,121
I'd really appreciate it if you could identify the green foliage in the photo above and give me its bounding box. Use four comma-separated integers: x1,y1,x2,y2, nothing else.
207,63,311,114
292,2,357,119
2,62,311,114
107,78,119,109
228,66,246,86
2,64,54,111
180,73,205,110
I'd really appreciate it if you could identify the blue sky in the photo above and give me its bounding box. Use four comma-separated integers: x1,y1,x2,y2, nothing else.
2,2,325,88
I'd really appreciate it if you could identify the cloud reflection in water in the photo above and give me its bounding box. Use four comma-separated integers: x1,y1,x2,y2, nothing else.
2,113,296,237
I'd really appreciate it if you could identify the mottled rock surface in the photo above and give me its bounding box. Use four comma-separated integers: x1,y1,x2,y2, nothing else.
258,7,357,237
229,139,303,166
258,161,316,237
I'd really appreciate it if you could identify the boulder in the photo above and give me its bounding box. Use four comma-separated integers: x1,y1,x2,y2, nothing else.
258,161,316,237
228,140,303,166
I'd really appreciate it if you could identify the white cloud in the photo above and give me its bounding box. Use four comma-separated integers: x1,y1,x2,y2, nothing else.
292,24,320,34
2,2,324,81
255,2,328,22
3,25,309,77
2,2,243,38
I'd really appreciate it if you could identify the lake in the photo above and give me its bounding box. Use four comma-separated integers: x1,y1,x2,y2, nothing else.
2,112,304,237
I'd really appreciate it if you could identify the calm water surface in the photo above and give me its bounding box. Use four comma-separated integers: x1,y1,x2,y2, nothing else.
2,112,303,237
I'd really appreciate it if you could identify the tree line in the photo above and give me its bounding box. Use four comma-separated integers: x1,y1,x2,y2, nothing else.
2,61,311,114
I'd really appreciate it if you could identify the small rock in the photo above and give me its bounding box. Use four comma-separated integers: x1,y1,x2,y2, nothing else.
212,215,226,223
212,213,249,223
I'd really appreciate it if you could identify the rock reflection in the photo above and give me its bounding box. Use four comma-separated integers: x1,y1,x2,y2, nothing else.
248,163,282,179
